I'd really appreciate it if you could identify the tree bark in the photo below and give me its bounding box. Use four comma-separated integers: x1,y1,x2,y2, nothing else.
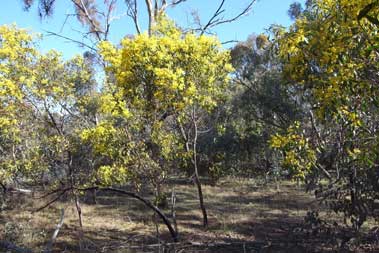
74,194,84,252
45,209,65,253
194,173,208,228
145,0,155,35
192,108,208,228
178,113,209,228
171,188,178,233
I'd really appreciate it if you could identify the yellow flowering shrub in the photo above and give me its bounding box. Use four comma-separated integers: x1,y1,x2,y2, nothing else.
88,16,234,184
270,122,316,179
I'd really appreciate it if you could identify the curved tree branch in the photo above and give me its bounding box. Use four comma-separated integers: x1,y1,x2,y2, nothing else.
80,186,179,242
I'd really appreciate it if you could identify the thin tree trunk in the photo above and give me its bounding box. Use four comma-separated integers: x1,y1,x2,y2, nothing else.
171,188,178,234
89,188,97,204
153,213,160,246
193,173,208,228
178,111,209,228
93,188,97,204
145,0,155,35
75,196,83,228
74,195,84,252
192,108,208,228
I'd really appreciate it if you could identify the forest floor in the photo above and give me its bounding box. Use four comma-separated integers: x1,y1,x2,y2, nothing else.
1,178,379,252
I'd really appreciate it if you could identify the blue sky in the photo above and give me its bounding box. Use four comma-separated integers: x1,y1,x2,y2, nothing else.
0,0,303,58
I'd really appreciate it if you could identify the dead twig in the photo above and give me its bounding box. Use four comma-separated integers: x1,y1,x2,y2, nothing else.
34,188,71,213
200,0,256,35
44,30,97,52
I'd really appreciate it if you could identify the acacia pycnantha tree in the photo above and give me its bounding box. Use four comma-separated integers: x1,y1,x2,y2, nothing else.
0,25,36,186
0,24,103,245
0,16,233,248
81,16,233,228
270,0,379,229
0,24,181,244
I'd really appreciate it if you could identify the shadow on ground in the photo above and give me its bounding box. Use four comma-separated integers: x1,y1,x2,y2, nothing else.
1,179,378,252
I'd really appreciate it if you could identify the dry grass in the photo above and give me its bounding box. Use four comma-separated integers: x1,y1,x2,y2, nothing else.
1,178,378,252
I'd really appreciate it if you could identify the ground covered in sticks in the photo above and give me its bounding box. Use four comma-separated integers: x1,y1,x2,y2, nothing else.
1,179,379,252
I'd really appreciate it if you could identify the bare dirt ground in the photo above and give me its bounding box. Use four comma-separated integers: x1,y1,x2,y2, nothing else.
1,178,379,252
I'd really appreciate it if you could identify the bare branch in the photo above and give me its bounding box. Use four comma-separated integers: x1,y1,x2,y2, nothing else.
125,0,141,34
35,187,71,200
44,30,97,52
34,188,70,212
171,0,187,5
59,13,77,33
200,0,226,35
103,0,117,40
8,187,33,194
200,0,256,35
165,0,188,10
221,39,240,45
43,100,64,136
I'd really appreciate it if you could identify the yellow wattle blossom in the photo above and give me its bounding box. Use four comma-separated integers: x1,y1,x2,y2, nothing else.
270,122,316,179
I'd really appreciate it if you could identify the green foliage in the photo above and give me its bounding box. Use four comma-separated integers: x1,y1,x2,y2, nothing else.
197,33,301,178
272,0,379,229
